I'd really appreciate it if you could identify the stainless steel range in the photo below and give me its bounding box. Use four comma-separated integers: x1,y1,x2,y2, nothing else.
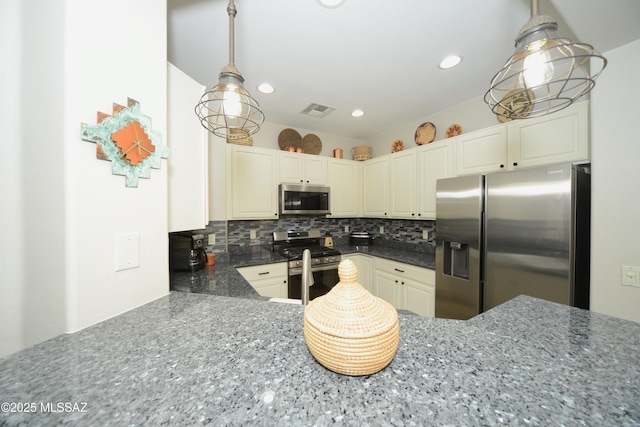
272,230,341,301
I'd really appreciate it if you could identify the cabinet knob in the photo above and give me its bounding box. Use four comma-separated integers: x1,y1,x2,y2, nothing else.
513,162,518,167
499,164,505,168
411,213,415,216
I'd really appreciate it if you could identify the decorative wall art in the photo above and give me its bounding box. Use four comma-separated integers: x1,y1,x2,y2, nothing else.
81,98,169,187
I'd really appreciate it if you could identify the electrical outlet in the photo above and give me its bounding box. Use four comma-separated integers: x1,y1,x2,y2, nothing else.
422,230,429,240
208,234,216,245
379,226,385,234
622,265,640,287
344,225,350,233
250,229,257,240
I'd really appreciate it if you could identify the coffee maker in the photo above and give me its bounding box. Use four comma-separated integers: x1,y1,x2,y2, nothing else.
169,232,208,272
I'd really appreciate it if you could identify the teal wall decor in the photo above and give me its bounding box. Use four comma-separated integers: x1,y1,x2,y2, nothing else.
81,98,169,187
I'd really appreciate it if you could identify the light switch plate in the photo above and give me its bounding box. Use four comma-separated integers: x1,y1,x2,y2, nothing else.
208,234,216,245
622,265,640,287
250,229,257,239
115,232,140,271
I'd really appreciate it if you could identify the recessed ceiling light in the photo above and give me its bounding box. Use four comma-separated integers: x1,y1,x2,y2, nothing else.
351,109,364,118
439,55,463,69
257,82,275,94
317,0,345,9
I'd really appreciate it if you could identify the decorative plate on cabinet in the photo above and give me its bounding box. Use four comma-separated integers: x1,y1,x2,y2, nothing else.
445,124,462,138
302,134,322,155
391,139,404,152
414,122,436,145
278,128,302,150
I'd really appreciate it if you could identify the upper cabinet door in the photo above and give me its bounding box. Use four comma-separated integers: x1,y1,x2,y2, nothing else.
227,145,278,219
507,102,589,169
389,150,416,218
417,140,453,219
328,159,361,218
279,152,327,185
363,157,388,217
167,63,208,232
455,125,508,176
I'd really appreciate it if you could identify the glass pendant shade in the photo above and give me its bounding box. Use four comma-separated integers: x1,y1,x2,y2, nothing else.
195,0,264,139
485,3,606,121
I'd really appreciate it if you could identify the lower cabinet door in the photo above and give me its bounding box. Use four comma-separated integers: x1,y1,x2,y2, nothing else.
252,278,288,299
403,279,435,318
373,269,402,308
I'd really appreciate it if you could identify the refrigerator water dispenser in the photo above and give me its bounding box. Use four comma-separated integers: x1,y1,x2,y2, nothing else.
443,241,469,280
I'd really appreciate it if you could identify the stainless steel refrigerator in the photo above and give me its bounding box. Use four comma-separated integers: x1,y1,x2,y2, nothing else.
435,163,590,320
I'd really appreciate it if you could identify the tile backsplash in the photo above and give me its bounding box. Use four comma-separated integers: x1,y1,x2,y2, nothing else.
193,218,435,255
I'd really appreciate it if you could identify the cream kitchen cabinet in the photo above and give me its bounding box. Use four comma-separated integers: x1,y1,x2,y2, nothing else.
237,262,288,298
327,159,361,218
417,140,454,219
363,156,388,217
167,62,208,232
227,145,279,219
456,101,589,176
388,150,417,218
341,253,373,293
279,152,327,185
372,258,435,317
507,101,589,169
455,125,508,176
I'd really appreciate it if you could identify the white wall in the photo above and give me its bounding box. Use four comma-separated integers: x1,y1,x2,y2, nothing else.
64,0,169,332
0,0,169,358
0,0,68,358
590,39,640,323
363,97,499,157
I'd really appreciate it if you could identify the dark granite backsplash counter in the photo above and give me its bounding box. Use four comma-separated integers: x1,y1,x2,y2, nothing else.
1,293,638,426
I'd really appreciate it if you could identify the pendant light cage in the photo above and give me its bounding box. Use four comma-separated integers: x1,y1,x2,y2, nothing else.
195,72,265,140
195,0,264,139
485,8,606,121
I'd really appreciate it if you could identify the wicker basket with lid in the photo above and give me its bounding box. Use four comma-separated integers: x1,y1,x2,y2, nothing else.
303,259,399,376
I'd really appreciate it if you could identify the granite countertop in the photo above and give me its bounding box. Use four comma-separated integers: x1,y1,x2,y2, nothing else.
170,243,434,297
1,294,638,426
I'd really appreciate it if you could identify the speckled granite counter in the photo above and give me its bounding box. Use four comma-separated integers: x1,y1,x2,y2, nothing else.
170,247,287,299
1,294,638,426
170,243,434,297
335,243,435,270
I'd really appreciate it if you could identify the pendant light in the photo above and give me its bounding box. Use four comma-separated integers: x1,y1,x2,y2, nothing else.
195,0,264,139
484,0,606,121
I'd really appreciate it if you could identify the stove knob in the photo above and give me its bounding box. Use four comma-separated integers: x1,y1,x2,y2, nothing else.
314,258,320,264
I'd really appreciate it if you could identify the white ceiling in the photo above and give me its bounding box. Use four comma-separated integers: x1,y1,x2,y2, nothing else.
168,0,640,140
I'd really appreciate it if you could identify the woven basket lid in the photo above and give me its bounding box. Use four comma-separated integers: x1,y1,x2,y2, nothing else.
305,260,398,338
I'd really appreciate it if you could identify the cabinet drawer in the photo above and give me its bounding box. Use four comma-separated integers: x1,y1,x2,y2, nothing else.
237,262,287,282
373,258,430,283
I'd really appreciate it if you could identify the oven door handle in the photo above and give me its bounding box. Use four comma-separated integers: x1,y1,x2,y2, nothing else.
290,263,339,275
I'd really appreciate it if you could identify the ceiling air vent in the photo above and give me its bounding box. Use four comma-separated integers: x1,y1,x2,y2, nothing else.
301,103,335,118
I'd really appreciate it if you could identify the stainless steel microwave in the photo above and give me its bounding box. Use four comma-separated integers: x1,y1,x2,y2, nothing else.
279,184,330,216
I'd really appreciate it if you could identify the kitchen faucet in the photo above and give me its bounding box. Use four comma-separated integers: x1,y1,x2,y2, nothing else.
301,249,314,305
